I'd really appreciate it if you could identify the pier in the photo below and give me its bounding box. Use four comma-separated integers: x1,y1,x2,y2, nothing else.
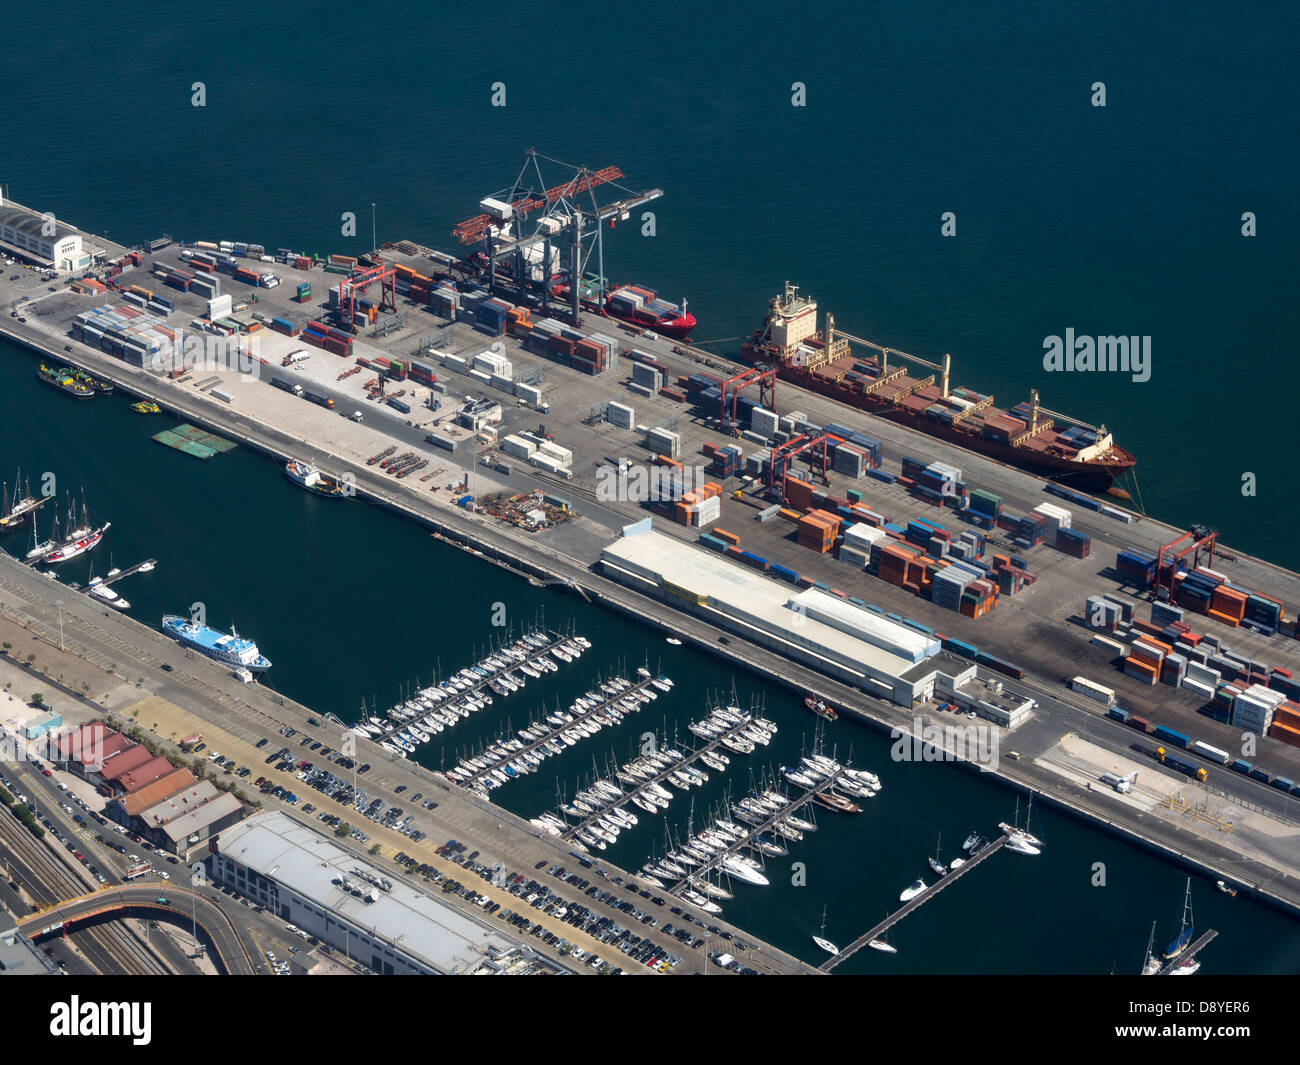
88,558,156,587
366,628,579,746
454,672,665,790
1153,930,1218,975
820,834,1009,971
555,715,768,841
658,769,847,895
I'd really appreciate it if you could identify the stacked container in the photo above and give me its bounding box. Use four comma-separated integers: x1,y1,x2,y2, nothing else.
1268,702,1300,748
797,510,841,553
607,401,634,429
1085,595,1123,630
645,427,681,458
632,361,664,392
1234,684,1285,733
933,567,975,611
1116,549,1158,586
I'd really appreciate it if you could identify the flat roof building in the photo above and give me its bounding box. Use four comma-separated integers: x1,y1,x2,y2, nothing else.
600,525,964,705
214,812,566,975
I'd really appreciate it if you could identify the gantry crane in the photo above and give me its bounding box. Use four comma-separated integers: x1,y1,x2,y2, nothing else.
451,149,664,322
1155,526,1220,595
766,431,837,496
717,366,777,431
336,263,397,333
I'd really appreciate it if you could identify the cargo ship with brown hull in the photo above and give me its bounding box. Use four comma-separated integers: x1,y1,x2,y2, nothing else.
739,283,1136,491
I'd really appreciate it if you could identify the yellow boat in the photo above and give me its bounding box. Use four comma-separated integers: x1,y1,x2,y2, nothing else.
131,401,161,414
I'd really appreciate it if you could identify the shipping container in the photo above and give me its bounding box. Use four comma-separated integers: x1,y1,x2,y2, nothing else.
1069,676,1116,705
1151,725,1191,749
1191,740,1231,765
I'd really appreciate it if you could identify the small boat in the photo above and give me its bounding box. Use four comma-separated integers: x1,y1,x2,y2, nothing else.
72,368,114,394
1162,879,1196,960
812,906,839,955
868,934,898,955
962,831,980,851
88,582,129,610
948,857,966,871
804,695,838,721
928,834,948,877
1215,880,1237,897
899,879,927,902
37,363,95,399
665,637,682,645
285,459,348,498
131,400,161,414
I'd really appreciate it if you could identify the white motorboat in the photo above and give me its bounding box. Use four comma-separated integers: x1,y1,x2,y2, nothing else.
89,581,129,610
899,879,927,902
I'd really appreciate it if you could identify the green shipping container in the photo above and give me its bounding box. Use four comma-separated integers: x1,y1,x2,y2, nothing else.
847,489,863,503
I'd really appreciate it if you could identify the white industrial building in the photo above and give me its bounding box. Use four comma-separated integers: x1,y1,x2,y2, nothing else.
600,524,974,706
0,201,92,271
213,812,562,975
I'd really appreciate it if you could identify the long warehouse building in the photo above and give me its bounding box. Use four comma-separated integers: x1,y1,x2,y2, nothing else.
213,812,567,975
600,523,975,706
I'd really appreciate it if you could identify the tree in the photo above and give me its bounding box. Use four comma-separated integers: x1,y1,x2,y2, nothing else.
30,693,44,707
334,822,351,838
368,843,381,856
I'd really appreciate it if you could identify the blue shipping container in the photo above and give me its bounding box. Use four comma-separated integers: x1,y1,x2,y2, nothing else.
1152,726,1191,749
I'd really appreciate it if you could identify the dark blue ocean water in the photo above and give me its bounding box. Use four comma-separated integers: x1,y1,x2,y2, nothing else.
0,3,1296,972
3,3,1296,562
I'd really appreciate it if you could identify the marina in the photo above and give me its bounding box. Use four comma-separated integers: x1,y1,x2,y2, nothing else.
360,627,588,754
451,663,658,795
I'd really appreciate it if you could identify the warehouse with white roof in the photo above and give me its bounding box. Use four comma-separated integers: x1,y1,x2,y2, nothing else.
600,524,973,705
214,812,563,975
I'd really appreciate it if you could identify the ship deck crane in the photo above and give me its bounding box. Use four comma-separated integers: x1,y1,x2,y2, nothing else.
825,313,952,397
451,149,663,323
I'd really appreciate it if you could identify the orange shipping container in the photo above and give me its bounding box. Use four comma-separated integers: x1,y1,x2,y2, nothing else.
1268,720,1300,749
1272,705,1300,731
1124,656,1159,678
1206,608,1239,627
713,529,741,546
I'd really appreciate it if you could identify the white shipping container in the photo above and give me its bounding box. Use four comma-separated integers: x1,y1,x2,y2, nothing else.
1069,676,1116,705
1191,740,1231,765
501,435,537,459
468,369,492,384
538,441,573,466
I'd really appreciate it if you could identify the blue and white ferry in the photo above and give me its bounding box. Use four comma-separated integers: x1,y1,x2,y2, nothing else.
161,615,272,673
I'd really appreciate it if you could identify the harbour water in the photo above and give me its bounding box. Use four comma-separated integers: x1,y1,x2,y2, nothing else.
0,351,1295,974
1,5,1295,566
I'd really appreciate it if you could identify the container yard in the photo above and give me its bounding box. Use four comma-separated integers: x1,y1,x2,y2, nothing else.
12,219,1300,779
3,177,1300,956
